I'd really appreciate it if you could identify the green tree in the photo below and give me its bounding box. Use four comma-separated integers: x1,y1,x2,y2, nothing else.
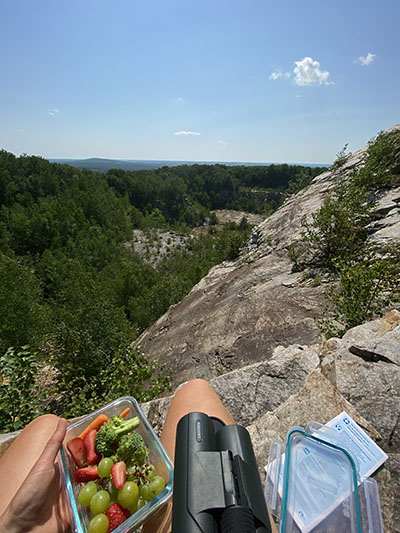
331,143,350,171
51,264,134,382
0,255,51,354
301,182,373,270
321,251,400,337
0,347,50,431
298,130,400,336
53,346,171,418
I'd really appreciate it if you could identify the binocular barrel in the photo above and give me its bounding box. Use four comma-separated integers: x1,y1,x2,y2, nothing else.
172,412,271,533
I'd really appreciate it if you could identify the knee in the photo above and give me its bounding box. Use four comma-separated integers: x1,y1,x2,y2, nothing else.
186,378,210,388
25,414,60,433
178,378,213,396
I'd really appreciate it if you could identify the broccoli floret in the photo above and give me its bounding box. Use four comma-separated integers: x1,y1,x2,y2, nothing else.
116,432,149,466
95,415,140,456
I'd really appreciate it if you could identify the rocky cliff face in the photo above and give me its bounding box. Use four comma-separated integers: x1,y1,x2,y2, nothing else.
138,122,400,530
143,310,400,532
134,123,400,388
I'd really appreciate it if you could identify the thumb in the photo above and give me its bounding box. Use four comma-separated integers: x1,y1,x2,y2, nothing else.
35,418,68,467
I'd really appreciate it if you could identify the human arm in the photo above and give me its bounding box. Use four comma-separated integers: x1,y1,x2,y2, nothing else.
0,417,70,533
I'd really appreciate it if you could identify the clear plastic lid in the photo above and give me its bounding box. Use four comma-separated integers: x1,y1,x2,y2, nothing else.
280,428,361,533
265,425,384,533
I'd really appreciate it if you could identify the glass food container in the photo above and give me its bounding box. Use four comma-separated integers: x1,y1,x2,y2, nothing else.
59,396,174,533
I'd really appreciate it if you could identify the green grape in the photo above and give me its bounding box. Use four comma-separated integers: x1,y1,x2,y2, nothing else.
128,501,138,515
148,476,165,499
78,481,97,506
87,513,109,533
140,483,151,501
137,497,146,510
145,463,157,480
108,483,119,503
98,457,114,478
118,481,139,510
127,464,141,482
90,490,111,515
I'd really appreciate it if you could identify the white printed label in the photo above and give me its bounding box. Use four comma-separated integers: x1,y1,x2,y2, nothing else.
324,412,388,480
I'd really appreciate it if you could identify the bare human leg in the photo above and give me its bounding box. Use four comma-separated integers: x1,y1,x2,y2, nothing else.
143,378,235,533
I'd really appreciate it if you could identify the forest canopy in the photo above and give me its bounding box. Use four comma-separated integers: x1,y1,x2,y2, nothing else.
0,150,323,428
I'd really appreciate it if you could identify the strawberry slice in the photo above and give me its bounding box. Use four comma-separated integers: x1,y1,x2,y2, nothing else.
67,437,87,467
83,429,101,465
106,503,130,531
111,461,126,489
74,465,98,483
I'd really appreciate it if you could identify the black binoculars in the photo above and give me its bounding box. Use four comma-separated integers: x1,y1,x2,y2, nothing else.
172,412,272,533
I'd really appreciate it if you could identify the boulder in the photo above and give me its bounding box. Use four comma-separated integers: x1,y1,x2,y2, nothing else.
246,370,381,467
387,454,400,527
141,343,320,432
321,310,400,451
210,344,320,427
141,311,400,532
246,371,394,533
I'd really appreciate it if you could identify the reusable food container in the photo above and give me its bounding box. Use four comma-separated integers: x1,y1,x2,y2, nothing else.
265,425,383,533
59,396,174,533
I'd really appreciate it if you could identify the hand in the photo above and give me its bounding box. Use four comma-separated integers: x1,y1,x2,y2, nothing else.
0,418,70,533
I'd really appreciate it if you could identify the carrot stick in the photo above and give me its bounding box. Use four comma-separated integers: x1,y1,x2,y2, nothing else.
120,408,130,419
78,413,109,440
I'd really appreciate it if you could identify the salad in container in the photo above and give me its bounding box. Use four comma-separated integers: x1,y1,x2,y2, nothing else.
59,396,173,533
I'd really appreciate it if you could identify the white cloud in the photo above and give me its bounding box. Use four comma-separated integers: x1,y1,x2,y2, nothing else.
48,108,61,116
174,130,200,136
269,70,282,81
293,57,332,86
218,140,227,147
269,69,291,81
358,52,376,66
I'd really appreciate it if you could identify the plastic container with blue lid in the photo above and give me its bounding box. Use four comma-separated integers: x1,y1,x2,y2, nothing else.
265,424,384,533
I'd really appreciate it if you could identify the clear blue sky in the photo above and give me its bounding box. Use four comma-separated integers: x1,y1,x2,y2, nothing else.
1,0,399,164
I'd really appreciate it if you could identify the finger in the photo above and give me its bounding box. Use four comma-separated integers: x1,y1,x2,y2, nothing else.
37,418,68,466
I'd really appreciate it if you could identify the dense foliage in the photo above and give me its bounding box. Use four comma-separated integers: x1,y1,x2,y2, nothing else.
320,250,400,337
105,163,324,222
301,179,373,270
0,150,321,429
298,131,400,336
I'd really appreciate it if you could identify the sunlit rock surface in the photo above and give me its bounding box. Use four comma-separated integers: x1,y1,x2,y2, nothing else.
134,123,400,389
143,310,400,532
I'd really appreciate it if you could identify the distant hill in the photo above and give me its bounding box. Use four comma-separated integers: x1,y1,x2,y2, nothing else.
50,157,329,173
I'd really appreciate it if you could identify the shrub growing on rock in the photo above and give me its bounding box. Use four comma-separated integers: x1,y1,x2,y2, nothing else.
298,131,400,336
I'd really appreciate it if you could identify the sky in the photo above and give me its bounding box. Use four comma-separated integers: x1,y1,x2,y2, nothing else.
1,0,399,164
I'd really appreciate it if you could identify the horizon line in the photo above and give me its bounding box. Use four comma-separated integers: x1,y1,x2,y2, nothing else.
49,156,331,166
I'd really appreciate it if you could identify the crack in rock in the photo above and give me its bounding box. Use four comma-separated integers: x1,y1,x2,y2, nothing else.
349,345,399,366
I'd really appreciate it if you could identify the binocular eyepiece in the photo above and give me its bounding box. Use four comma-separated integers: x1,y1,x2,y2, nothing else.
172,412,272,533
